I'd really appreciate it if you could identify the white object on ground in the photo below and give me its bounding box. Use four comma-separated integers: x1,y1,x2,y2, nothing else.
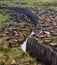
21,31,35,52
21,38,28,52
44,31,50,36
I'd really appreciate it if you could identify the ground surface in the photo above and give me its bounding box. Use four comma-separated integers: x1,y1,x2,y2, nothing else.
0,7,57,65
0,0,57,65
31,8,57,52
0,8,41,65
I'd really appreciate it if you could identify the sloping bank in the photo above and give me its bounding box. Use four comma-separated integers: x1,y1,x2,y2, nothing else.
26,37,57,65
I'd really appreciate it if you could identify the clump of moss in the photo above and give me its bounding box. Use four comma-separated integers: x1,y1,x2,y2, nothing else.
3,47,11,53
0,61,5,65
52,39,57,43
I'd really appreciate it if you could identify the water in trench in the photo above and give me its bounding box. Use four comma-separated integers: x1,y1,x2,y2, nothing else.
21,31,35,52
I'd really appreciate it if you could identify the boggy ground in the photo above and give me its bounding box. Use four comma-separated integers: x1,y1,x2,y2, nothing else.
31,8,57,52
27,8,57,65
0,7,45,65
0,8,39,65
0,8,34,47
0,7,57,65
